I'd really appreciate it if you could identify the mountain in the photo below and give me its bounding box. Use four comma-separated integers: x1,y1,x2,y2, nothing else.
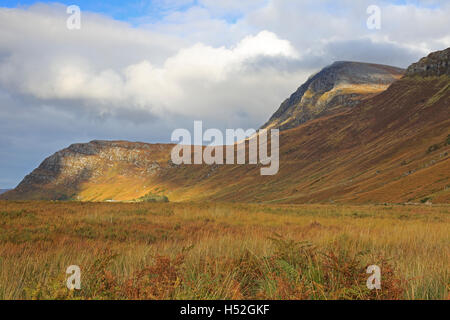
261,61,404,131
0,189,11,195
0,141,174,201
1,48,449,203
405,47,450,77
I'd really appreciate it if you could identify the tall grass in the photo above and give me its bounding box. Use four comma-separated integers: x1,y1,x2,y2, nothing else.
0,201,448,299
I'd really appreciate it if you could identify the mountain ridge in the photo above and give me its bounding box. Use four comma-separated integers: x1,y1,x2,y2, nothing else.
2,48,449,203
261,61,404,131
405,47,450,77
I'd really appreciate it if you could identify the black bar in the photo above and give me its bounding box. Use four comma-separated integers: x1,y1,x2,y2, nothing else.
0,300,446,319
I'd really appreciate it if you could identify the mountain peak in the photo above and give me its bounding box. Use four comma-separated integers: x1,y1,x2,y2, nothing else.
405,47,450,77
2,140,172,200
66,140,154,155
262,61,404,131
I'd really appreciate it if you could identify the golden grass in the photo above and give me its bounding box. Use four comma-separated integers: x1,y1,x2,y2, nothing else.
0,201,448,300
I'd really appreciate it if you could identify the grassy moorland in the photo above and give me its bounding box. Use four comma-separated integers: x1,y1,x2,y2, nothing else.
0,200,448,300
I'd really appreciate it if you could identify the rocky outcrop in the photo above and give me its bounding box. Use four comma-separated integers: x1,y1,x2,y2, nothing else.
405,47,450,77
3,140,172,200
262,61,404,131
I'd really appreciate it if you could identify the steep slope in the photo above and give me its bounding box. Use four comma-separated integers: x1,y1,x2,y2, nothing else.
405,47,450,77
2,48,449,203
2,141,173,201
261,61,404,131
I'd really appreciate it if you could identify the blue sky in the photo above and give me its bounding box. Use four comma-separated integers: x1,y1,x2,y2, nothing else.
0,0,441,17
2,0,187,21
0,0,250,23
2,0,439,26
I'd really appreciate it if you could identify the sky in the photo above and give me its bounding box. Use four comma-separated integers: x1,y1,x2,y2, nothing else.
0,0,449,188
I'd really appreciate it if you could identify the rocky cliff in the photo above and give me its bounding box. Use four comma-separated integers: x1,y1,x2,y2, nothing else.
5,140,173,201
405,47,450,77
261,61,404,131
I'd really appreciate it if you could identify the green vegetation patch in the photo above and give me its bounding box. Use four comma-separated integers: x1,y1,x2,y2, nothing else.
136,192,169,203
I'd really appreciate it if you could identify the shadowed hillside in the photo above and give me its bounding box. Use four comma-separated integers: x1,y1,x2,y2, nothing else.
2,48,449,203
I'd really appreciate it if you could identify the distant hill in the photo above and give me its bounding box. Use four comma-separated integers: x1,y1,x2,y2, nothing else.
2,48,449,204
261,61,404,131
0,189,11,195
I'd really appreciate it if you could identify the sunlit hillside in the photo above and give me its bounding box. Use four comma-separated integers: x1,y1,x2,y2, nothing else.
2,68,448,204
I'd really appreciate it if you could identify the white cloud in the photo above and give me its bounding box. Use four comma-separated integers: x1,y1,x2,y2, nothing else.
198,0,268,16
0,5,303,124
0,2,448,128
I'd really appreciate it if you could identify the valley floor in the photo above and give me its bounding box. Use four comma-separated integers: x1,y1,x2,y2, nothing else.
0,201,448,300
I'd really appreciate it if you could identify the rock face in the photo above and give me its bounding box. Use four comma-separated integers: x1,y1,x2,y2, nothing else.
405,47,450,77
5,140,172,200
262,61,404,131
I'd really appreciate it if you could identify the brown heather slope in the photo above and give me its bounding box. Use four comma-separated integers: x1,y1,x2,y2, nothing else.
1,48,449,203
